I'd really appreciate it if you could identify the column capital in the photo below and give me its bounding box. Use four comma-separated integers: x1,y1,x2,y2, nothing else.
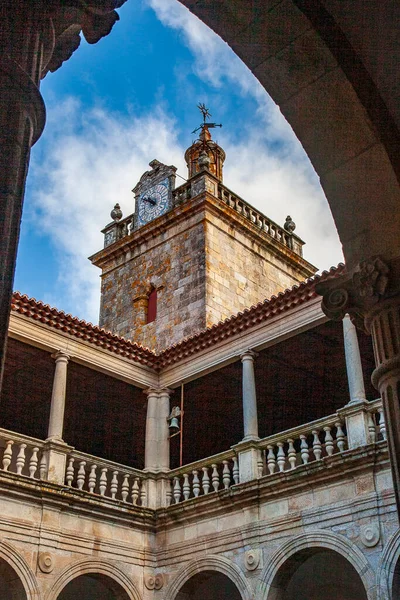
240,349,258,362
143,387,174,397
51,350,70,363
316,255,400,333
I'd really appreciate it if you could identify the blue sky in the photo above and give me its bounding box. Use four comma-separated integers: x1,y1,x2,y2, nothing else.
15,0,343,325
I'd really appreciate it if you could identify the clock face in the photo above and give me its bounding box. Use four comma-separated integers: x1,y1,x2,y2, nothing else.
137,179,170,226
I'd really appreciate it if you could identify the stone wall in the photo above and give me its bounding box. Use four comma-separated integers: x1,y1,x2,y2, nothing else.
204,211,315,325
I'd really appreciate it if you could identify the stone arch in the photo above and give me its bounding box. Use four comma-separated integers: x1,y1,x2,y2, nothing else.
45,559,140,600
0,538,41,599
165,555,252,600
258,531,375,600
376,528,400,599
179,0,400,269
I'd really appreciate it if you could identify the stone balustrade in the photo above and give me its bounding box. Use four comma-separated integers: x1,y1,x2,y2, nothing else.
0,399,387,511
167,450,239,505
0,429,46,479
217,184,303,256
65,450,148,507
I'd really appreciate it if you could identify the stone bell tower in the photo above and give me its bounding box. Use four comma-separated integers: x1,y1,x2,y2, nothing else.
90,108,317,351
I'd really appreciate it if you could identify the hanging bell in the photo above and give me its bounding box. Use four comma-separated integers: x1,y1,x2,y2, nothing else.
169,417,180,431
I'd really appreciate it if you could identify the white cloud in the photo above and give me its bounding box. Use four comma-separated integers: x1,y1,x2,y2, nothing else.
29,102,186,323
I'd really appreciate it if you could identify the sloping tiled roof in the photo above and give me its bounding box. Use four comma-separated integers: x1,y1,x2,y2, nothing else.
11,264,345,370
11,293,155,368
156,263,346,367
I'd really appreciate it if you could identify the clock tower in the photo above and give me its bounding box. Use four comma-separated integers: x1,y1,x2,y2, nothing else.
90,110,317,351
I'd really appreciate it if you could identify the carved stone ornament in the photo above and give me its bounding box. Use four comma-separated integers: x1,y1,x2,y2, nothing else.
316,256,391,332
360,523,380,547
43,1,128,78
244,549,260,571
352,257,389,299
144,573,163,590
38,552,54,573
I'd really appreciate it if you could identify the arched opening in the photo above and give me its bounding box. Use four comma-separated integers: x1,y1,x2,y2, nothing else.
267,548,367,600
0,557,27,600
175,570,242,600
57,573,131,600
392,553,400,599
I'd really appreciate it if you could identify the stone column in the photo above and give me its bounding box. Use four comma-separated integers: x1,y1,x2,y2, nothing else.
343,314,367,404
317,257,400,515
47,351,70,441
240,350,259,441
0,2,48,386
144,388,172,471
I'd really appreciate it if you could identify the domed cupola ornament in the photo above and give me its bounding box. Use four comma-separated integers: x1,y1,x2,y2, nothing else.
185,103,226,181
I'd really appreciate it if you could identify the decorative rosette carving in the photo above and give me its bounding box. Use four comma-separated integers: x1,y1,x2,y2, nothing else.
360,523,380,547
144,573,164,590
38,552,54,573
244,549,260,571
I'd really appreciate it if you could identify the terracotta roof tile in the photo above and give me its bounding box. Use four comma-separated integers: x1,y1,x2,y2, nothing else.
11,264,345,370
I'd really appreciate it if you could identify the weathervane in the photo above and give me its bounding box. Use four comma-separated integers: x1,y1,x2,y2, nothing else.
191,103,222,135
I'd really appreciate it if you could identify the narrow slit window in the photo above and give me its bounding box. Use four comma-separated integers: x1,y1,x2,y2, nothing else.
147,288,157,323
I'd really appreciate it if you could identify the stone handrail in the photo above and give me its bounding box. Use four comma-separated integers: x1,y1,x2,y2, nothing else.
167,449,239,504
65,449,148,507
0,428,46,480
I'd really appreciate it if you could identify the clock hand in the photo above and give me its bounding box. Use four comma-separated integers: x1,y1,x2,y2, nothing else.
143,196,156,206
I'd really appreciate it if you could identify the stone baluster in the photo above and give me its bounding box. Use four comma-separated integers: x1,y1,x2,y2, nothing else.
165,480,173,506
300,435,309,464
183,473,190,500
192,470,200,497
367,412,377,442
335,422,346,452
222,461,231,489
2,440,13,471
110,471,118,500
121,475,129,502
240,351,259,441
173,477,181,504
312,431,322,460
77,461,86,490
15,443,26,475
232,457,239,484
378,407,387,440
99,468,107,496
267,445,276,474
324,427,334,456
277,443,286,472
132,478,140,505
88,465,97,493
287,439,296,469
202,467,210,494
47,351,70,442
211,464,220,492
39,454,47,480
140,482,147,507
66,458,74,486
29,447,39,478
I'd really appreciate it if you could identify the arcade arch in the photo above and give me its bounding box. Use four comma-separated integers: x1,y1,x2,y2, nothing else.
56,573,130,600
265,548,368,600
0,558,27,600
175,571,242,600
